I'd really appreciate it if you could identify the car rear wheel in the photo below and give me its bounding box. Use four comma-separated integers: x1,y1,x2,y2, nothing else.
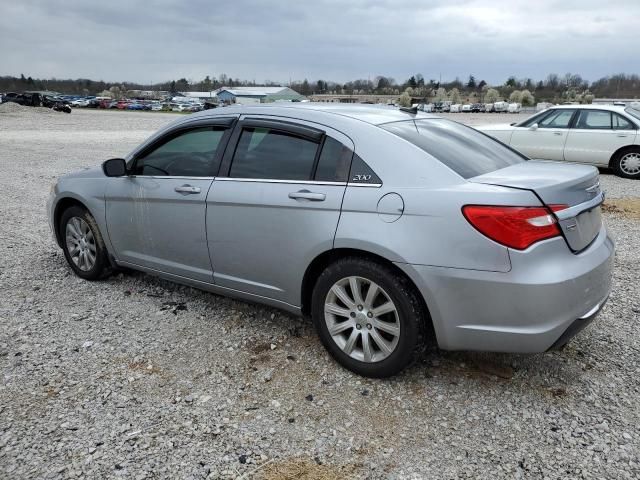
60,206,111,280
612,148,640,179
311,257,425,377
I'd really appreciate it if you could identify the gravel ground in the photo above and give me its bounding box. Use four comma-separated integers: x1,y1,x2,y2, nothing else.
1,107,639,479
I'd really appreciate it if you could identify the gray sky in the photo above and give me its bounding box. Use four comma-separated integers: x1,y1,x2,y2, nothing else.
1,0,638,85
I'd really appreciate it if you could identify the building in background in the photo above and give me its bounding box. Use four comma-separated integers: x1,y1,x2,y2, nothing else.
215,86,305,104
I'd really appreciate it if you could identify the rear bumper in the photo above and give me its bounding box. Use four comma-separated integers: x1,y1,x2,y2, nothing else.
546,295,608,350
396,225,614,353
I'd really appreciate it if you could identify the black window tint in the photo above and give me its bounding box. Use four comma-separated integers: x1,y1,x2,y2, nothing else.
349,154,381,184
314,137,353,182
575,110,611,129
382,119,525,179
613,113,635,130
538,109,575,128
230,127,319,180
134,127,225,176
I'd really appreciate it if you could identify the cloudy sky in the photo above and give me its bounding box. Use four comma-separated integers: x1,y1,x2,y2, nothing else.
1,0,638,85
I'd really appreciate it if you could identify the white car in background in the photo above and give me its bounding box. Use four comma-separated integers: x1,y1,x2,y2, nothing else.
508,103,521,113
461,104,472,112
477,104,640,179
450,104,461,113
493,101,509,113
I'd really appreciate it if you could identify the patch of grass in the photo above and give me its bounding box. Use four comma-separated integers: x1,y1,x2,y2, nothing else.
257,458,359,480
602,199,640,219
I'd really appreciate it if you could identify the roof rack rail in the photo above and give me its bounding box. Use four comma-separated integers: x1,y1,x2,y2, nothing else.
399,106,418,114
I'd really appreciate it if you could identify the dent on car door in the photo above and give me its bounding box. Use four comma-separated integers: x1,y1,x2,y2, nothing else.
511,109,575,160
564,110,637,165
105,120,234,282
206,118,354,306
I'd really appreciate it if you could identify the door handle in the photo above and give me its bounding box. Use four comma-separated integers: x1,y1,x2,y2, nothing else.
288,190,326,201
617,134,628,138
553,131,563,136
174,185,201,194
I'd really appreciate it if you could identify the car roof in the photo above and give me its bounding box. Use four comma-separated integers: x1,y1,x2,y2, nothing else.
549,104,629,113
190,103,440,126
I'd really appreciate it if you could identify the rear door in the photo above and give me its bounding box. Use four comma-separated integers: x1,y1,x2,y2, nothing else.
510,108,575,160
206,117,354,306
564,109,638,165
105,118,235,282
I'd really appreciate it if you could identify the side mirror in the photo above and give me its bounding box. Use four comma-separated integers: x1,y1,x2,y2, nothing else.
102,158,127,177
529,123,538,131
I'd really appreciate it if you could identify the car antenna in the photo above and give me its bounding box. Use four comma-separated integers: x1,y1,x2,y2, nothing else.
399,106,418,114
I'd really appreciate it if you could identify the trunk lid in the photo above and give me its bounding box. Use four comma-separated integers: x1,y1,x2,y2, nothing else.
470,160,603,252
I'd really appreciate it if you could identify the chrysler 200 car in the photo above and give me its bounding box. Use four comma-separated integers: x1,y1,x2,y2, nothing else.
48,104,614,377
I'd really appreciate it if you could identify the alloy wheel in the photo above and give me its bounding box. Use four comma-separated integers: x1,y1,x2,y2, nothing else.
324,276,400,363
65,217,97,271
620,152,640,176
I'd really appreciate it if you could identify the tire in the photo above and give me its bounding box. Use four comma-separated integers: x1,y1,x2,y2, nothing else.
612,147,640,179
60,206,111,280
311,257,426,378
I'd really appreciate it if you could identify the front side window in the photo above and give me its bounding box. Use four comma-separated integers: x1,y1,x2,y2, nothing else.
575,110,611,130
230,127,319,180
382,119,525,179
133,127,225,176
538,109,575,129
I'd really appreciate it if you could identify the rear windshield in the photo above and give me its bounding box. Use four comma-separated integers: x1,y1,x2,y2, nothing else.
381,119,526,179
625,106,640,122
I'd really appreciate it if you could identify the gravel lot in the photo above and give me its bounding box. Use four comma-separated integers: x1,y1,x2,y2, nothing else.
1,107,639,479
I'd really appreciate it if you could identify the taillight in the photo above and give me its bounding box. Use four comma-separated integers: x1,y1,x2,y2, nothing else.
462,204,568,250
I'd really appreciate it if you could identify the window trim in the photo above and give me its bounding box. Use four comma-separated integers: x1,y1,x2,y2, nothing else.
130,118,236,177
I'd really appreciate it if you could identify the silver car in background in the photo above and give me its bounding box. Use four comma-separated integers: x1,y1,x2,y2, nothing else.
48,104,614,377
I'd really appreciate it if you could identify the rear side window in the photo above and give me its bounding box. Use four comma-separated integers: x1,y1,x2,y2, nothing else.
613,113,635,130
381,119,525,179
230,127,319,180
314,137,353,182
134,127,225,176
575,110,611,129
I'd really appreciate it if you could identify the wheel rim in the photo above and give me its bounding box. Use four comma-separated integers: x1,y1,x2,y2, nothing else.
620,152,640,175
324,276,400,363
65,217,97,271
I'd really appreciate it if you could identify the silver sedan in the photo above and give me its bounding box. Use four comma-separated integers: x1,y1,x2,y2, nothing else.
48,104,614,377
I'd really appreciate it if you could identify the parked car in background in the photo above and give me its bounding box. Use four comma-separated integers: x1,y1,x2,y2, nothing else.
536,102,554,112
47,104,613,377
493,101,509,113
450,104,461,113
508,103,522,113
470,103,483,113
477,104,640,178
461,104,472,112
484,103,495,113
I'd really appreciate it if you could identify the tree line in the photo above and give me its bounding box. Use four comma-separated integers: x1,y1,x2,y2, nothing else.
1,72,639,104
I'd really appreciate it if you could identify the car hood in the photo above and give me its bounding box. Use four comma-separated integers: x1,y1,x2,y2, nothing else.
61,165,105,180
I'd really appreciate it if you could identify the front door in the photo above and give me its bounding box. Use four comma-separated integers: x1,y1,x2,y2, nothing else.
105,124,232,283
510,108,576,160
206,117,354,306
563,109,638,165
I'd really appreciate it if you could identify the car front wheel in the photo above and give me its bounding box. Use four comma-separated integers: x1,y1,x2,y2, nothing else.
60,206,111,280
312,257,426,377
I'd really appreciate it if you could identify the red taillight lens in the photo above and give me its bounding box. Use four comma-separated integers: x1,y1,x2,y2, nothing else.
462,204,568,250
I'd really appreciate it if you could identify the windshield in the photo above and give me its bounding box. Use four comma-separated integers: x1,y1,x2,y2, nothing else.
625,106,640,122
381,119,526,179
